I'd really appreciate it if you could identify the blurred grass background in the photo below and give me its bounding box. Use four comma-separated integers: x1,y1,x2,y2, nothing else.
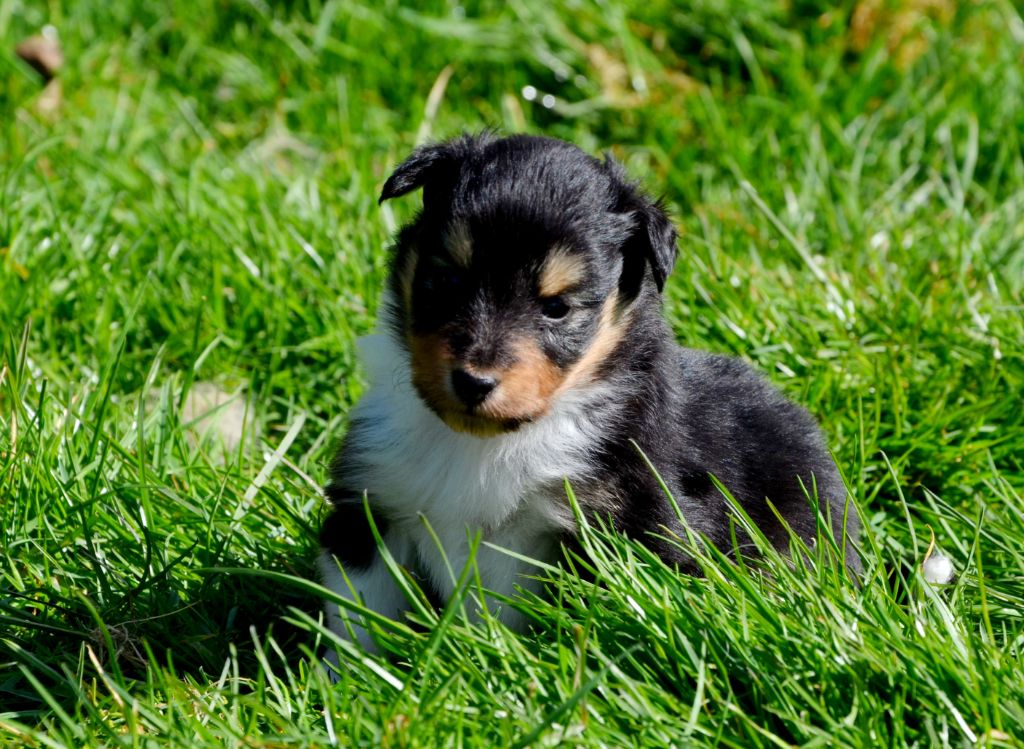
1,1,1023,746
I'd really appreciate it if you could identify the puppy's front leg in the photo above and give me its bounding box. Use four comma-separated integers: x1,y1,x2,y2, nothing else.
318,501,410,657
419,520,558,635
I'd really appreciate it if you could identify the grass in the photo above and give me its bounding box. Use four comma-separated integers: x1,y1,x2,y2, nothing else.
1,0,1023,745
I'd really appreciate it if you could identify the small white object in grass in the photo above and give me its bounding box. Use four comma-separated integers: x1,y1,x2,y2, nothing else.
521,85,537,101
181,382,251,453
922,552,954,585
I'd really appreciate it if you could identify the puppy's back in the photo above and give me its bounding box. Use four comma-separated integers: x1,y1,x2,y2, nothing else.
671,348,860,571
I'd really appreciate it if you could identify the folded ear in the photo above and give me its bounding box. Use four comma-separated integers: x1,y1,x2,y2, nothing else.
615,192,677,295
626,197,677,292
379,142,456,204
605,155,678,294
380,133,494,205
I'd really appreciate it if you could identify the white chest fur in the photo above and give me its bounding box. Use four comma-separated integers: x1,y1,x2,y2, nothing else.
335,333,610,602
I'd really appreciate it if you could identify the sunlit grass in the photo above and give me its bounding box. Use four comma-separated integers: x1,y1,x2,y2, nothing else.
1,0,1022,745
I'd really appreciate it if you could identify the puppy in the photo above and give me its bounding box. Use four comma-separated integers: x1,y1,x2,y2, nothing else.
319,133,860,653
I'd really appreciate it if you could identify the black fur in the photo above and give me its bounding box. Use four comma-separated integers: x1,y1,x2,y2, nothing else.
322,133,861,595
318,490,385,571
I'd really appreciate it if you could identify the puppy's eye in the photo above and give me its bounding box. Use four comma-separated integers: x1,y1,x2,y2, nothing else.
540,296,570,320
426,266,464,292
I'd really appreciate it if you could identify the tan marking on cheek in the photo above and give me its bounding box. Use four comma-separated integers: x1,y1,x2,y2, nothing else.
407,303,626,435
471,294,628,424
397,247,419,322
539,248,587,297
408,337,536,436
443,413,509,437
558,292,629,393
444,220,473,267
409,333,454,410
411,293,626,436
476,338,562,423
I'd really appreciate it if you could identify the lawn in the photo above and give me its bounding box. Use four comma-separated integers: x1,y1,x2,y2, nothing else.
2,0,1023,746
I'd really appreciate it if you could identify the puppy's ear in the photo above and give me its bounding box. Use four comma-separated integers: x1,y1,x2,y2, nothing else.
379,143,456,204
624,197,677,292
380,133,495,205
606,155,678,294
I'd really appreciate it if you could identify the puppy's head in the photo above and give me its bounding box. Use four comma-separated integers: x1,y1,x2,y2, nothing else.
381,134,677,437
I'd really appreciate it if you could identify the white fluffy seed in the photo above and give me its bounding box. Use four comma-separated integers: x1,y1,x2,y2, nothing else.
922,553,955,585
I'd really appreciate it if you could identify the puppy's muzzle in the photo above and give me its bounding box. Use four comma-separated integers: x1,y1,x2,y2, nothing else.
450,368,498,408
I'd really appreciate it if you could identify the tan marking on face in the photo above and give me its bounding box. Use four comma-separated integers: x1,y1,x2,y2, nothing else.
409,332,455,410
408,292,630,436
474,338,562,424
556,291,629,393
439,410,513,437
396,246,419,322
443,221,473,267
539,247,587,297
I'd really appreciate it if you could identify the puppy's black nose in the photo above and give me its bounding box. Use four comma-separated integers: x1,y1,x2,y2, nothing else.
451,369,498,407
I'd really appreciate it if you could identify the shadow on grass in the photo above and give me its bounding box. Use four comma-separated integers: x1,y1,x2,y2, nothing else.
0,545,323,719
